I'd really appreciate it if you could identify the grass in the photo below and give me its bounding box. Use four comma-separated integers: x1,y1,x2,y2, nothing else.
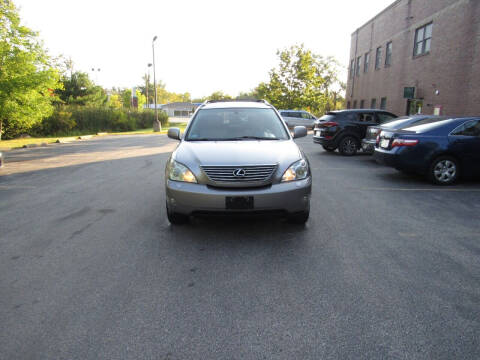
0,122,188,150
0,137,64,150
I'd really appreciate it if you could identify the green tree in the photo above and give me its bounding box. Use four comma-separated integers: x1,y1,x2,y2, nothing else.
236,90,260,101
207,91,232,101
255,44,343,115
56,71,107,107
107,93,122,109
0,0,61,139
135,89,146,110
120,88,133,108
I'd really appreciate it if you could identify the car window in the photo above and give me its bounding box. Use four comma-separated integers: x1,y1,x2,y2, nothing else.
186,108,289,140
404,119,453,133
301,112,313,119
318,114,336,121
382,116,413,128
451,120,480,137
382,117,439,129
357,113,374,122
377,113,396,123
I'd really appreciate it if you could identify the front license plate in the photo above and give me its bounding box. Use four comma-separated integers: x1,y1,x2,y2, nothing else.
380,139,390,148
226,196,254,210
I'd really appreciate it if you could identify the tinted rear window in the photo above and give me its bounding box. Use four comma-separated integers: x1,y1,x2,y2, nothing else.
403,119,454,133
318,114,337,122
383,116,443,129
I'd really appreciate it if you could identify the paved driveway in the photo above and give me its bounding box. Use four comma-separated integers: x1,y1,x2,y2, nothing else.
1,135,479,359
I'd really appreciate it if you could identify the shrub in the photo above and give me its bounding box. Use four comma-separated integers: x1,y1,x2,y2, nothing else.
37,110,76,135
34,107,168,136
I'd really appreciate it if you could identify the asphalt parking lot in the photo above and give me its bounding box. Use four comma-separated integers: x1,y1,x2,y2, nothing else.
1,134,479,359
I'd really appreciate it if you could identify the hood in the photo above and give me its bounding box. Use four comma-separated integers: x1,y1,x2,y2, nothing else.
173,139,302,170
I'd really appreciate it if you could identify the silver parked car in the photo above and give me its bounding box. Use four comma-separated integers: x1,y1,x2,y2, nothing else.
165,100,312,224
279,110,316,129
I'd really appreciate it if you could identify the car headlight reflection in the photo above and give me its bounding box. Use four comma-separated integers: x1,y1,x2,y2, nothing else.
281,159,309,182
168,160,197,183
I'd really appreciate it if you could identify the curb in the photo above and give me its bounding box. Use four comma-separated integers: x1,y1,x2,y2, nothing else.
55,137,77,144
22,143,48,148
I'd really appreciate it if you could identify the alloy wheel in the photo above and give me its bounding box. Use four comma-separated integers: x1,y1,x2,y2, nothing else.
342,138,357,155
433,160,456,183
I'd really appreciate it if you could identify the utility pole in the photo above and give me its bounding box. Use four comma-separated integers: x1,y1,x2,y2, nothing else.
152,36,161,132
147,63,152,110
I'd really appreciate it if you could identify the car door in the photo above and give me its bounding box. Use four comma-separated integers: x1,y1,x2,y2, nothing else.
448,120,480,176
287,112,303,127
300,112,316,129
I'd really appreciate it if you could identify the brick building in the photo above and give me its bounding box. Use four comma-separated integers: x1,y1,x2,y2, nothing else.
346,0,480,117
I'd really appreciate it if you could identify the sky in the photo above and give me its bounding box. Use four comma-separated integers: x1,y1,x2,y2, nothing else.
14,0,394,98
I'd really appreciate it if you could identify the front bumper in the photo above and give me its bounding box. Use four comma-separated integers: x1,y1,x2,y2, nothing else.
361,139,376,154
166,178,312,216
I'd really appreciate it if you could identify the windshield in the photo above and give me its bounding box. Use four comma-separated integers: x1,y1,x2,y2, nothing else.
185,108,289,141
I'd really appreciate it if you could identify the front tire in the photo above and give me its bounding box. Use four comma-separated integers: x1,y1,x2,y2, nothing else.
338,136,358,156
166,202,189,225
428,156,459,185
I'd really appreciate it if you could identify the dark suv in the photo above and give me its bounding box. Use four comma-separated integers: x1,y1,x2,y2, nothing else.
313,109,397,155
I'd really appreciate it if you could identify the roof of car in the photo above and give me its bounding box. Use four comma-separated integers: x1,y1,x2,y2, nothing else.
329,109,394,114
201,101,271,110
278,109,308,112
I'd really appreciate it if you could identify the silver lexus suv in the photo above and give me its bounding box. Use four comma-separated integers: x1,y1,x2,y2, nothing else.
165,100,312,224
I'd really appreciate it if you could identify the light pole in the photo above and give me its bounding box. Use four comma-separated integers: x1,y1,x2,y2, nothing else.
91,67,101,83
147,63,152,109
152,36,161,132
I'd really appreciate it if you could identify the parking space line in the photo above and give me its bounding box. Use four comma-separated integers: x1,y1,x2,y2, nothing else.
0,185,36,190
348,187,480,192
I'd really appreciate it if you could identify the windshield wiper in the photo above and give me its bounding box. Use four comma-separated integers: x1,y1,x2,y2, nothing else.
221,136,280,140
187,138,223,141
187,136,280,141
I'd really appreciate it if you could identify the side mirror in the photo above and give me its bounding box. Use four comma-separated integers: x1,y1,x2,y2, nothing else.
293,126,307,139
167,127,181,140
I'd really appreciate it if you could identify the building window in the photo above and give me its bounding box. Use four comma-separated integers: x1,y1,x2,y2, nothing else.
353,100,357,108
360,100,365,108
371,98,376,109
414,22,432,56
380,97,387,110
347,101,351,109
356,56,361,76
364,52,370,73
385,41,392,66
350,59,355,79
375,47,382,69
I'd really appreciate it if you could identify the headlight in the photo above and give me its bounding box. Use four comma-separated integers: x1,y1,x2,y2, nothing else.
168,160,197,183
281,159,309,182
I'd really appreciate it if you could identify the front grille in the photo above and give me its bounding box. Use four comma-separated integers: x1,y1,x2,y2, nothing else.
201,165,276,183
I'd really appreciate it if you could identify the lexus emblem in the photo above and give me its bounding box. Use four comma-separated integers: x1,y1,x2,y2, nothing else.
233,168,246,177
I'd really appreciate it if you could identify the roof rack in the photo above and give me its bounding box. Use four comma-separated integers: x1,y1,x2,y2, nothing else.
203,99,270,104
